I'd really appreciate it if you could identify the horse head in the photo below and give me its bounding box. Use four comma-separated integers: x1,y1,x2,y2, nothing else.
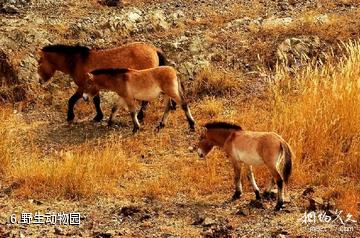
197,128,214,159
37,51,56,84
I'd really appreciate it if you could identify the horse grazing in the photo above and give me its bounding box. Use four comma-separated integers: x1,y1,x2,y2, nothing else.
37,42,168,122
88,66,195,133
197,122,293,210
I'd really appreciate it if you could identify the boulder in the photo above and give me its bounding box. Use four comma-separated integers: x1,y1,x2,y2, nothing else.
262,17,293,29
276,36,322,68
0,49,26,102
149,10,169,31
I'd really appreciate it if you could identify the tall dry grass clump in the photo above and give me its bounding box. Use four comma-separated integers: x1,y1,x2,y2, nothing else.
8,145,140,199
0,108,14,177
267,40,360,215
0,114,141,199
188,66,242,99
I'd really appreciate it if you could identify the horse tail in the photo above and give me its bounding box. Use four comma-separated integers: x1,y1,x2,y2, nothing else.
280,141,293,185
177,77,186,102
157,49,168,66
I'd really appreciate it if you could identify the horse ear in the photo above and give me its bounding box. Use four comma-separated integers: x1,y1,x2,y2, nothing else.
87,73,94,81
37,49,43,57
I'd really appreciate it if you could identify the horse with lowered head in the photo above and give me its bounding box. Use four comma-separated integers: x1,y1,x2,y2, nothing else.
37,42,168,122
197,122,293,210
87,66,195,133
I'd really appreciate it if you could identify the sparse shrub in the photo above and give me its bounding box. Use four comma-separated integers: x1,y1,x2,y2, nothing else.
197,97,224,119
188,66,242,99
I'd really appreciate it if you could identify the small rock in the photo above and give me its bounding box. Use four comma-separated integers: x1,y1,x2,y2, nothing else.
1,4,19,14
93,231,113,238
189,37,205,53
236,208,250,216
188,146,194,152
127,11,141,22
249,199,264,209
302,187,315,197
314,14,330,24
54,227,63,235
28,199,43,205
323,198,336,210
161,234,179,238
192,215,205,225
308,197,323,211
202,217,216,227
3,181,23,195
149,10,169,30
99,0,122,7
262,17,293,29
119,205,141,217
271,229,289,238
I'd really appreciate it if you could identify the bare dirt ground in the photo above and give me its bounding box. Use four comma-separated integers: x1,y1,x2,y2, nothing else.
1,0,360,237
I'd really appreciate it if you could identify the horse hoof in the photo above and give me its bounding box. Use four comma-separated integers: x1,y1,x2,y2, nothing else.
188,124,195,131
93,114,104,122
231,191,241,201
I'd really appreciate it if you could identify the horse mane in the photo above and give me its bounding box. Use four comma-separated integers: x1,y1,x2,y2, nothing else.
41,44,90,60
91,68,130,76
205,122,242,130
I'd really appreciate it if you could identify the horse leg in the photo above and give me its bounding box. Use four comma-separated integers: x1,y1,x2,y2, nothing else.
167,86,195,130
156,98,172,131
108,97,127,126
67,90,83,121
169,99,177,110
231,160,242,201
268,168,285,210
181,102,195,131
93,94,104,122
108,104,118,127
247,165,261,200
126,99,140,134
174,93,195,131
137,101,148,123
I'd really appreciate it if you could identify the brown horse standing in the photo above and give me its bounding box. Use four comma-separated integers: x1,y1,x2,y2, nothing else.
37,42,167,122
197,122,293,210
88,66,195,133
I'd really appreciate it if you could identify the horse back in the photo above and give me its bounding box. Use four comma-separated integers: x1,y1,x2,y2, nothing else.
88,43,159,71
226,131,282,166
125,66,177,101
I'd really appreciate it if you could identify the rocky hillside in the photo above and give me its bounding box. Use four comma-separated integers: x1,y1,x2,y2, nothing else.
1,0,360,103
1,0,359,237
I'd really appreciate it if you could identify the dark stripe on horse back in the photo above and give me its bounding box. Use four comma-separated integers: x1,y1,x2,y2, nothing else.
91,68,130,76
205,122,242,130
42,44,90,60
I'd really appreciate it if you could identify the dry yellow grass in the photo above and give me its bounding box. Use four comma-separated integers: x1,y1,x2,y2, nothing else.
188,66,242,99
0,40,359,218
236,40,360,216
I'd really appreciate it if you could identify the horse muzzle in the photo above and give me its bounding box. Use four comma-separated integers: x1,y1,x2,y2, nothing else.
197,148,205,159
82,93,90,102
